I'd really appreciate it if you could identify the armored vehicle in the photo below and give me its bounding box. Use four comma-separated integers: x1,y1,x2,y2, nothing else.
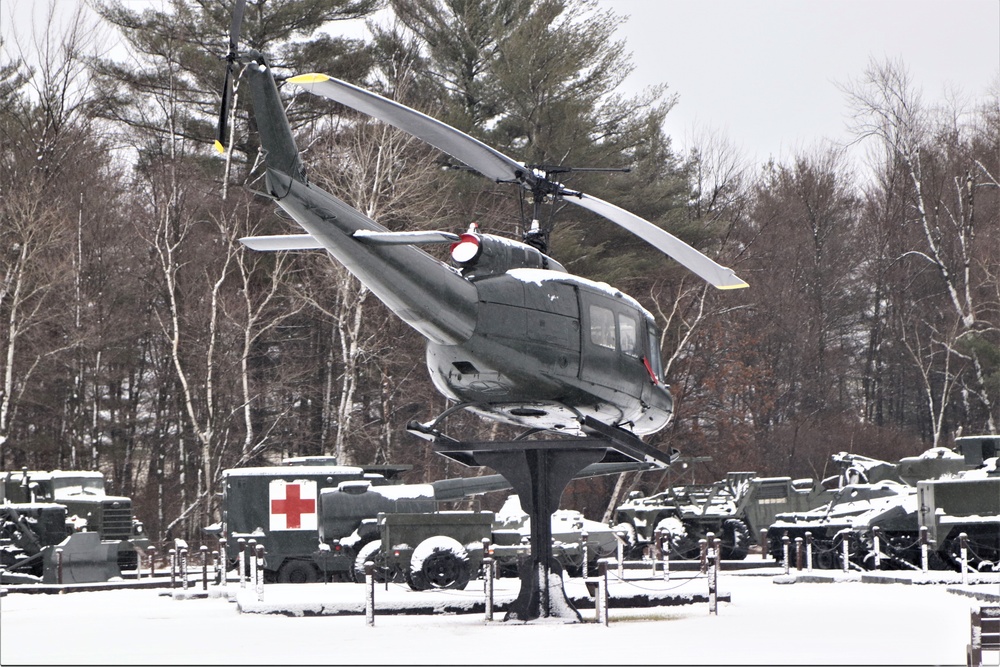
767,435,1000,571
1,469,147,572
613,472,837,560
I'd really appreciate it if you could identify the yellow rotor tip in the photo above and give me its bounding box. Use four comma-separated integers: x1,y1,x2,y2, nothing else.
213,140,225,155
288,73,331,84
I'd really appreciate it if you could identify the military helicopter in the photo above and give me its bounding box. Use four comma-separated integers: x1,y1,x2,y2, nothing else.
215,0,746,620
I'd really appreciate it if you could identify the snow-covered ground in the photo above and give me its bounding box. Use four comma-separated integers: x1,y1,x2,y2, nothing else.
1,570,997,665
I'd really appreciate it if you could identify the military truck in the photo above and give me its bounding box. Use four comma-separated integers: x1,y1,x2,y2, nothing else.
212,460,412,583
1,469,148,572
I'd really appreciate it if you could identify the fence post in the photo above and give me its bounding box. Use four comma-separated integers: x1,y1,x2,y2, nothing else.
55,548,64,585
237,538,247,589
255,544,265,600
661,531,670,581
212,550,220,586
169,548,177,588
707,538,719,615
180,548,189,591
218,537,227,586
699,538,708,574
365,561,375,627
760,529,768,560
782,535,790,576
598,559,609,627
201,545,209,591
616,533,624,580
805,532,813,572
960,532,969,585
795,537,803,571
149,546,157,579
841,534,850,573
919,526,929,573
581,530,589,579
483,556,494,622
247,541,257,595
872,526,882,570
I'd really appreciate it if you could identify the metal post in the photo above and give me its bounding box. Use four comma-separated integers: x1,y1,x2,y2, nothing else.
782,535,790,576
365,561,375,627
237,538,247,589
960,532,969,585
919,526,929,573
149,546,156,579
795,537,803,571
660,530,670,581
598,560,608,627
842,535,850,573
484,556,494,622
708,538,718,615
760,529,768,560
805,532,813,572
616,533,624,579
180,548,189,591
201,545,209,590
248,542,257,594
699,538,708,574
169,548,177,588
581,530,589,579
872,526,881,570
218,537,227,586
212,550,220,586
255,544,265,600
55,548,64,585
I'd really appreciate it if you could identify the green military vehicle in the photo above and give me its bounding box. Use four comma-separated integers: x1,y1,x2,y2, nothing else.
613,472,836,560
1,469,148,574
767,435,999,571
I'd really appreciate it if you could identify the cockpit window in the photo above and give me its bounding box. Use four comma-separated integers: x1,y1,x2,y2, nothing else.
619,313,639,357
589,305,616,349
647,325,664,380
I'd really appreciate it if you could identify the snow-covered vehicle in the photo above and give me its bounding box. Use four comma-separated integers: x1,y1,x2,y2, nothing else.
767,435,1000,571
613,472,836,561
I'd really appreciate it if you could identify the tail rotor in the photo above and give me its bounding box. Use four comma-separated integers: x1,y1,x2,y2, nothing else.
215,0,247,154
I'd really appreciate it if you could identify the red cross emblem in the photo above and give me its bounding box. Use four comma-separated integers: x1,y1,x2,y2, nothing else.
269,479,318,531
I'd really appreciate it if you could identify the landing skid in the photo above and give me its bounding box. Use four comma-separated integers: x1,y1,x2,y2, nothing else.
407,415,676,622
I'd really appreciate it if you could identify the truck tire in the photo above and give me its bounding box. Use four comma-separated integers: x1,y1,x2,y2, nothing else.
277,559,319,584
720,519,750,560
408,536,470,591
353,540,386,583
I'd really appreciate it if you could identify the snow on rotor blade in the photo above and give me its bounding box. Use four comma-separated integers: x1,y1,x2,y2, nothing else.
288,73,530,186
566,194,748,290
352,230,461,245
240,234,324,251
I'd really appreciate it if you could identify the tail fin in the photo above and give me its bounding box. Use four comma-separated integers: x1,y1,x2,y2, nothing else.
244,54,307,190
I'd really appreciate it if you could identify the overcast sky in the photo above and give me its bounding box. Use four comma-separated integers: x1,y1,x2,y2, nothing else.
607,0,1000,163
2,0,998,166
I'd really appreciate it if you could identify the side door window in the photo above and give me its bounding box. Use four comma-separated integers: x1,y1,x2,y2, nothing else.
589,304,616,349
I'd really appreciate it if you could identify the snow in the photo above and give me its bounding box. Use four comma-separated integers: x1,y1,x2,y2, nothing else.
2,569,996,665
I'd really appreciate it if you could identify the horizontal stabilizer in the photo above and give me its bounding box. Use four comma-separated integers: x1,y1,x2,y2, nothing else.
239,234,324,251
352,230,460,245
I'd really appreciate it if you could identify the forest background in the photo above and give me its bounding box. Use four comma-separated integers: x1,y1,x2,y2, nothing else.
1,0,998,541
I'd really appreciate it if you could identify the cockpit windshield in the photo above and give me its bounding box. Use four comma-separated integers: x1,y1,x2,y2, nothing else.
51,476,105,498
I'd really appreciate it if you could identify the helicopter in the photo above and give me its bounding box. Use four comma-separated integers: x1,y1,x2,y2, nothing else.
215,0,746,620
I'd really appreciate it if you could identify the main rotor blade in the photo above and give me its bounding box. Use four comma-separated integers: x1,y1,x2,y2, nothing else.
289,74,532,186
566,193,749,290
215,0,247,154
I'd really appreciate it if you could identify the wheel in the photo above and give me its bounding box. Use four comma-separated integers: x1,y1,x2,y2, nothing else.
720,519,749,560
656,517,701,560
353,540,390,583
610,522,640,559
277,559,319,584
408,536,470,591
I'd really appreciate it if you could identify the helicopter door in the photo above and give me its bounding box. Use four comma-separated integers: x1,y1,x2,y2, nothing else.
578,293,646,397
